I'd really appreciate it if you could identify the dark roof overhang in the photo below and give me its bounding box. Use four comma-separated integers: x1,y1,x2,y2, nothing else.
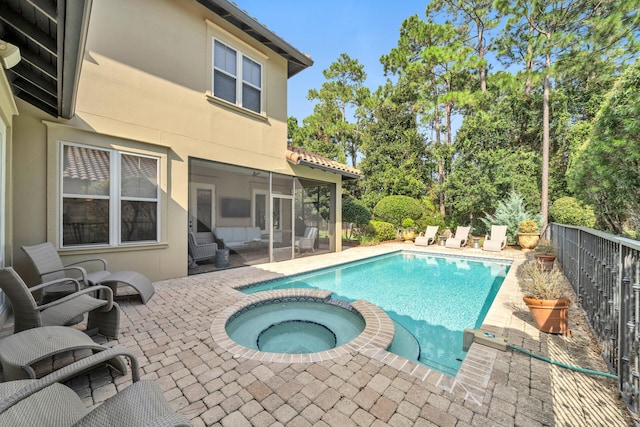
0,0,92,119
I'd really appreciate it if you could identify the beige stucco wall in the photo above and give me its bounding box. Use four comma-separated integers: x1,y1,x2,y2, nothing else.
9,0,343,283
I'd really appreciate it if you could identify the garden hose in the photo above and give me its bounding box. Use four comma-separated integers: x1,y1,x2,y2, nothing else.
508,344,618,379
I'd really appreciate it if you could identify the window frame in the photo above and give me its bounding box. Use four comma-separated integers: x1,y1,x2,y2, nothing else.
206,22,267,117
59,142,161,248
212,38,263,114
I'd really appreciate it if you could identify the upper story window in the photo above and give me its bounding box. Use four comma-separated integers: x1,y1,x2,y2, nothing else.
61,143,159,247
213,39,262,114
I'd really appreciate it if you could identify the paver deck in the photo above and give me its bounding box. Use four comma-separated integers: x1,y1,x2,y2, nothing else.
1,243,635,426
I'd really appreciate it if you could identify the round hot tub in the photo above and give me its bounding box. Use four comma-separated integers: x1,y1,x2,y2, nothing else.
211,289,395,363
225,297,365,354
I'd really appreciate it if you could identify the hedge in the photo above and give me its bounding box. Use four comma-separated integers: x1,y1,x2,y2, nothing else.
373,196,422,227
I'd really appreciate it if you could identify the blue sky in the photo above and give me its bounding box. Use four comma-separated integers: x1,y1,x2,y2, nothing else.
233,1,430,121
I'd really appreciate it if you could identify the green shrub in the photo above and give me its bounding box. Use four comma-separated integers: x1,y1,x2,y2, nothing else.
373,196,422,227
401,218,415,228
549,197,596,228
518,220,539,233
480,190,541,245
342,197,371,227
368,220,397,241
415,204,446,233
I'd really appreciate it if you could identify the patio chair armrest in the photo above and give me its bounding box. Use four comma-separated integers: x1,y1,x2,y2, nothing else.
29,277,82,293
297,237,314,245
66,257,108,271
36,285,114,312
38,265,90,285
0,347,139,414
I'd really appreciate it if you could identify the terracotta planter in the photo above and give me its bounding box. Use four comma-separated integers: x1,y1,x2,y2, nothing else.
534,254,556,271
517,232,540,251
523,296,570,334
401,229,416,242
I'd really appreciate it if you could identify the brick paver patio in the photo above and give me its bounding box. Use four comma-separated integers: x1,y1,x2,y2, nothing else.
1,243,634,426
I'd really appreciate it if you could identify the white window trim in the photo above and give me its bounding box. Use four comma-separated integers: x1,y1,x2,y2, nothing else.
59,142,161,248
206,21,267,116
212,38,263,114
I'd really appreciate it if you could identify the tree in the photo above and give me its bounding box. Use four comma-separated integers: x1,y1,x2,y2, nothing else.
304,53,370,167
358,82,431,210
495,0,640,231
568,59,640,234
382,15,480,215
446,106,541,226
426,0,499,93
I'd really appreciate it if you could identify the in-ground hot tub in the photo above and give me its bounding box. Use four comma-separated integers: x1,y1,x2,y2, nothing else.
227,298,365,354
211,289,395,363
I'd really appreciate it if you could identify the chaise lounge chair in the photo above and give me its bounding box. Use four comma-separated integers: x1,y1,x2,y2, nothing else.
295,227,318,253
22,242,155,304
482,225,508,252
0,347,192,426
414,226,439,246
0,267,120,338
188,232,218,265
445,226,471,248
0,326,127,381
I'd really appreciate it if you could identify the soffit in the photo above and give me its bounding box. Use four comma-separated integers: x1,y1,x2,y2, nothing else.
0,0,92,119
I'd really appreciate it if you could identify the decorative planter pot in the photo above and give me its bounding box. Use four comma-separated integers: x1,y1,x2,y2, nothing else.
534,254,556,271
401,228,416,242
517,232,540,251
523,296,570,334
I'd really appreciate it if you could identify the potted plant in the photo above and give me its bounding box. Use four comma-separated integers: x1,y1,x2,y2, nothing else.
519,260,569,334
517,219,540,250
534,239,557,271
401,218,416,242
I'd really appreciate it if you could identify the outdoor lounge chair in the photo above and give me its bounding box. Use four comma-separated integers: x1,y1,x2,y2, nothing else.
22,242,154,304
482,225,508,252
0,326,127,381
0,347,192,426
0,267,120,338
414,226,439,246
188,231,217,264
445,226,471,248
295,226,318,253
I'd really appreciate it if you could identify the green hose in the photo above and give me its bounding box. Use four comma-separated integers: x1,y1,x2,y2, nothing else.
508,344,618,379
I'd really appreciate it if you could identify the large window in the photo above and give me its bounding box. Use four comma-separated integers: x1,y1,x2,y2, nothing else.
61,144,159,247
213,39,262,113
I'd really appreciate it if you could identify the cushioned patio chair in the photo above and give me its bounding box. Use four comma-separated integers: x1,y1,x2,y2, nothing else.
0,267,120,338
482,225,508,252
22,242,154,304
188,232,218,264
0,347,192,426
295,227,318,253
445,226,471,248
0,326,127,381
414,226,439,247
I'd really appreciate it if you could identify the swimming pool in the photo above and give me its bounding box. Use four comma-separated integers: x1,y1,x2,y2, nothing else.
241,251,511,376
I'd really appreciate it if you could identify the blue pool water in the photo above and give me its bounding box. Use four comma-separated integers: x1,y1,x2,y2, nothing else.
241,251,510,376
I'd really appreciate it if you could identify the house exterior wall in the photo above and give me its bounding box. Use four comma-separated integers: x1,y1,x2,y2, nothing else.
9,0,342,283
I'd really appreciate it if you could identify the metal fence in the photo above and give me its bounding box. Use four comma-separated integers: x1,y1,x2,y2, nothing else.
549,223,640,412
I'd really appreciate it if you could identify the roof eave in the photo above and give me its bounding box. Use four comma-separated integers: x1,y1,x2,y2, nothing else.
197,0,313,78
59,0,93,119
294,159,363,180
